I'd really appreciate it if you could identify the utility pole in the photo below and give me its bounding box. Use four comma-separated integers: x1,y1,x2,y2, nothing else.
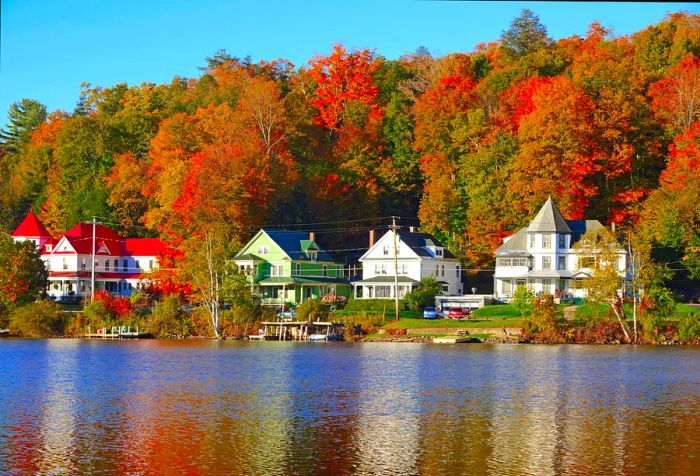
392,216,400,321
90,217,97,302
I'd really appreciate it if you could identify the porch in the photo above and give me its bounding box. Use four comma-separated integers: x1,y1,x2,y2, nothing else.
352,276,420,299
257,276,351,306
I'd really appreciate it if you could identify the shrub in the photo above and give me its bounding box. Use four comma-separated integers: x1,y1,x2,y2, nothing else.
9,301,62,337
296,299,329,322
512,286,535,316
345,299,402,312
82,300,113,329
402,277,442,311
334,310,385,340
148,295,192,339
678,312,700,343
220,302,266,338
522,294,566,342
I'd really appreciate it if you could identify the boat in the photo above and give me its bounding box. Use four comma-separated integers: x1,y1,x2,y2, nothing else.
0,329,10,337
309,333,344,342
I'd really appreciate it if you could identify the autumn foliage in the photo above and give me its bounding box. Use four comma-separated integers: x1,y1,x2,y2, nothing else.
1,10,700,279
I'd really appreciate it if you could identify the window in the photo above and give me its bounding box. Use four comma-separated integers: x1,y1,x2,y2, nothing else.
383,246,390,256
149,259,154,270
542,256,551,270
435,248,443,257
294,263,301,275
502,281,512,295
376,286,391,298
123,260,128,272
63,258,68,270
271,265,283,276
456,265,461,278
374,264,387,275
441,265,445,277
529,235,536,249
136,260,141,270
46,260,51,271
542,234,551,249
542,279,553,294
45,244,52,252
81,258,86,270
105,260,110,271
308,251,317,261
398,264,407,275
497,258,511,267
323,265,328,277
257,246,269,255
513,258,528,267
114,259,118,270
558,256,566,270
559,235,566,249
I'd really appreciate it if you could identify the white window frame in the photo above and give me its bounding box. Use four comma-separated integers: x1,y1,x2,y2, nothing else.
542,234,551,249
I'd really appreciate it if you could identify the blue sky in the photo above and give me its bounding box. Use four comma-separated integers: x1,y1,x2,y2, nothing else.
1,1,697,125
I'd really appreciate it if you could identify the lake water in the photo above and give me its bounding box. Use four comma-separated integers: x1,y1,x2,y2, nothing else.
1,340,699,475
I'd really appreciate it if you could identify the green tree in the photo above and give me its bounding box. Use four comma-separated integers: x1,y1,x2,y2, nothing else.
9,301,61,337
501,9,552,59
512,285,535,316
403,276,442,310
0,99,47,154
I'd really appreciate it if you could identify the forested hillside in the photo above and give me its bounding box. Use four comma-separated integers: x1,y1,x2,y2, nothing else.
1,10,698,279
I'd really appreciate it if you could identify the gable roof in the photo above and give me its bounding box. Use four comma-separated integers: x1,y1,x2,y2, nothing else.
527,196,572,233
495,228,529,254
235,229,336,262
361,229,457,261
12,209,52,238
398,231,456,259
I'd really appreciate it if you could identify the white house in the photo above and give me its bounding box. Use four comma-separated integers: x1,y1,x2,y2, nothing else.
353,229,463,299
12,210,164,299
494,197,626,300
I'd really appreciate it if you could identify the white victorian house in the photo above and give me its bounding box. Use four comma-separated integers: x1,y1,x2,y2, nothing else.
353,229,463,299
494,197,626,300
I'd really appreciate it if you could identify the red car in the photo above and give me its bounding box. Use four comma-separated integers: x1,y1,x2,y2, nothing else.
446,307,471,319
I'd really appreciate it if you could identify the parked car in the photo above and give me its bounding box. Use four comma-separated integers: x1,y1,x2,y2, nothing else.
446,307,471,319
423,307,442,319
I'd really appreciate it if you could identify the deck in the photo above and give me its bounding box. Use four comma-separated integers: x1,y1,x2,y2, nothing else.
249,321,344,342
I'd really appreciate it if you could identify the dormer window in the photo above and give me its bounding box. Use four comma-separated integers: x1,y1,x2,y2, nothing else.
435,248,443,257
45,244,52,252
308,251,317,261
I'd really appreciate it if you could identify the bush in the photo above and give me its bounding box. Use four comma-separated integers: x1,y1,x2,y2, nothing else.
220,302,267,338
512,285,534,316
345,299,401,312
678,312,700,343
82,300,113,329
402,277,442,311
335,311,385,340
296,299,329,322
148,295,192,338
9,301,62,337
522,294,566,342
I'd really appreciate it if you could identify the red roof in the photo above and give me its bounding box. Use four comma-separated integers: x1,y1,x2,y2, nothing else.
11,209,53,238
124,238,165,257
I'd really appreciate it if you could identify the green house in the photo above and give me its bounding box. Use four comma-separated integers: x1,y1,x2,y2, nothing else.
234,229,352,307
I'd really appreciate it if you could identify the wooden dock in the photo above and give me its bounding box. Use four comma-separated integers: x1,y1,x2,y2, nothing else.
249,321,344,342
433,336,482,344
85,326,152,339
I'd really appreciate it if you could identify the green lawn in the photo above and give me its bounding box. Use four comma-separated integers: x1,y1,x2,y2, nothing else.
674,304,700,317
471,304,521,319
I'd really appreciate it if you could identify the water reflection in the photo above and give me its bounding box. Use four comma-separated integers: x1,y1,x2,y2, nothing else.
1,341,699,474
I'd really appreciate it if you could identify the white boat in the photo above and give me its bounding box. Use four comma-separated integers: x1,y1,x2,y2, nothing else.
0,329,9,337
309,333,343,342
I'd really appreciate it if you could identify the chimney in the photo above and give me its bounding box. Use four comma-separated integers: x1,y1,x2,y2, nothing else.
409,226,415,233
611,222,616,234
309,232,315,242
369,229,375,248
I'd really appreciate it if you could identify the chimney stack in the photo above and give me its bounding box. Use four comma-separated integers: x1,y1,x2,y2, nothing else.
309,232,315,242
409,226,415,233
611,222,616,234
369,229,375,248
